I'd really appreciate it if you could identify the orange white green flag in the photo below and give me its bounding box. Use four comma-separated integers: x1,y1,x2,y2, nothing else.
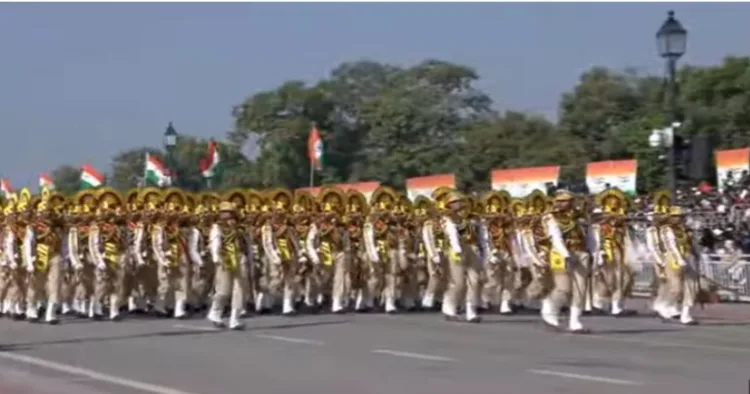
39,173,55,191
406,174,455,201
491,166,560,197
715,148,750,191
80,164,104,190
0,179,12,197
585,160,637,195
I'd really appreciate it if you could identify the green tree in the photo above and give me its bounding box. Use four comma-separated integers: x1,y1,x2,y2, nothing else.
50,165,82,196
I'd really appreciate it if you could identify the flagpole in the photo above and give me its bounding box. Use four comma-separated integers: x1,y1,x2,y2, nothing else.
309,162,314,188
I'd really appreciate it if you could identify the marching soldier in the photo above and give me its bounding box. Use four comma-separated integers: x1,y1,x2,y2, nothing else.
655,191,699,325
589,188,634,316
410,196,436,309
207,200,250,329
0,194,23,318
89,188,127,321
314,187,347,313
244,189,270,313
262,188,299,315
151,188,189,318
187,196,212,312
480,190,516,315
645,192,676,320
395,193,420,311
438,190,482,323
11,189,33,319
25,189,66,323
541,190,590,333
365,186,399,313
193,192,221,311
341,189,369,311
291,190,320,311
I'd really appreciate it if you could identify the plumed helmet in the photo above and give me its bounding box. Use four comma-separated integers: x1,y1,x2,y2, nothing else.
266,188,293,212
370,186,397,212
294,191,317,214
318,186,345,214
97,187,123,211
345,190,369,215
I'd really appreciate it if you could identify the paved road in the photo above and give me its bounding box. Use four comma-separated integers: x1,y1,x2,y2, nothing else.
1,303,750,394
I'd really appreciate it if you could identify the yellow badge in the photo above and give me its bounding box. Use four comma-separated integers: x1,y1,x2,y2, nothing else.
550,250,566,272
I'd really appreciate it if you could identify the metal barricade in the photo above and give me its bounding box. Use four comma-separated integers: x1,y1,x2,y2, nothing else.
628,253,750,302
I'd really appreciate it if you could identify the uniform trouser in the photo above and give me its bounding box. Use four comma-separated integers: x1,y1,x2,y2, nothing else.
268,258,298,306
548,251,590,310
594,249,633,305
74,264,95,304
213,259,250,313
192,263,215,307
121,259,158,308
664,260,698,309
8,266,28,310
395,251,419,307
651,265,670,309
27,256,63,312
94,259,126,312
423,255,446,303
348,249,367,302
0,266,13,309
443,246,482,314
330,252,348,308
156,258,189,310
251,256,268,307
482,255,515,307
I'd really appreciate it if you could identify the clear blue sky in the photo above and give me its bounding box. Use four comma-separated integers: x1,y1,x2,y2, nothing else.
0,3,748,189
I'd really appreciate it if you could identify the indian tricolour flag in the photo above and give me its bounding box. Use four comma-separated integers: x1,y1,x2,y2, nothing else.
199,139,221,178
0,179,12,197
586,160,638,195
491,166,560,197
307,124,323,171
80,164,104,190
715,148,750,192
144,153,171,186
406,174,456,201
39,173,55,191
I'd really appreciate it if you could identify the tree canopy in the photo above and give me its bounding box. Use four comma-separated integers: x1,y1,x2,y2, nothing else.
50,56,750,194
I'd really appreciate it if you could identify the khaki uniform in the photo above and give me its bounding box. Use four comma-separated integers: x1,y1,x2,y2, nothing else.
207,203,250,329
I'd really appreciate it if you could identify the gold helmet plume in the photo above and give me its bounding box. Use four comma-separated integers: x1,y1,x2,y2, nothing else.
596,188,628,215
293,190,317,214
162,187,185,212
318,186,345,214
525,189,548,215
345,189,369,216
652,190,672,215
370,186,397,212
223,189,247,214
413,195,433,217
74,190,97,214
140,187,163,211
246,189,265,213
96,187,124,212
266,188,293,213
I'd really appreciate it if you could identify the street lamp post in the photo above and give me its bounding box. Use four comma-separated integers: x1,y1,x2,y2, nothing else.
656,10,687,194
163,121,178,187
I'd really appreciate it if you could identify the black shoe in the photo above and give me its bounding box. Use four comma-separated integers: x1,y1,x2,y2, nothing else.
467,316,482,323
569,327,591,334
47,319,60,325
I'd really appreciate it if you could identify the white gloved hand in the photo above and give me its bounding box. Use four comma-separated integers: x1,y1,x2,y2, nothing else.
431,255,441,264
489,255,499,265
97,262,107,270
26,264,35,273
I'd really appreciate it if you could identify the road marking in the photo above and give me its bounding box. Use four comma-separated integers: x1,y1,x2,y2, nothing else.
0,351,201,394
371,349,457,362
586,333,750,353
172,324,221,332
254,334,325,346
527,369,643,386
